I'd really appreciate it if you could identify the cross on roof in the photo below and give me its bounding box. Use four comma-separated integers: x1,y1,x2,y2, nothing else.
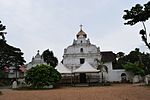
37,50,40,54
80,24,83,30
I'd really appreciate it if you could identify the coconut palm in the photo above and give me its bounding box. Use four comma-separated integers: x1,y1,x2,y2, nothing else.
95,59,108,83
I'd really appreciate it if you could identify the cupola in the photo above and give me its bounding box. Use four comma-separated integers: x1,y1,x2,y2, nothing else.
76,25,87,38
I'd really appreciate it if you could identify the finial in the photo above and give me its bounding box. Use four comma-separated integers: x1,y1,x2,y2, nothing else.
80,24,83,30
37,50,40,54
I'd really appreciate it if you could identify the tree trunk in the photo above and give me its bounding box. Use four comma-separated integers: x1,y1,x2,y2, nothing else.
102,72,104,83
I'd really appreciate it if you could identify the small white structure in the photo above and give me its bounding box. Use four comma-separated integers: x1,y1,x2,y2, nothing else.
145,75,150,85
5,65,26,79
26,50,46,70
12,80,17,89
132,75,141,83
55,63,71,74
73,61,99,73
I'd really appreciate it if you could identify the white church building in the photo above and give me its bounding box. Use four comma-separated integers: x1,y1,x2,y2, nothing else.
26,26,132,83
56,25,132,83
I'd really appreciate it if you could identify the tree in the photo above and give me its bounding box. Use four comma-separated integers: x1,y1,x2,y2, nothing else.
117,52,125,59
42,49,58,68
0,21,6,41
139,52,150,75
117,48,150,75
95,59,108,83
0,20,26,79
0,69,5,79
25,64,61,88
123,62,144,76
123,1,150,49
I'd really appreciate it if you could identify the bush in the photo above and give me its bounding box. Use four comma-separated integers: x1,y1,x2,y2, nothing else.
0,70,5,79
25,64,61,88
0,78,12,87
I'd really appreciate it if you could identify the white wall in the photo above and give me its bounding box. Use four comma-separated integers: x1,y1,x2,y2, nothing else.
8,71,20,78
104,62,132,82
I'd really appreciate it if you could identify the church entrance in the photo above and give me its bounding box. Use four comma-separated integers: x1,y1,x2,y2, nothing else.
80,73,86,83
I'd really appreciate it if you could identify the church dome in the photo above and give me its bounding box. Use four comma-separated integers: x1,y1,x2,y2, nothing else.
76,25,87,38
35,51,41,58
32,50,44,63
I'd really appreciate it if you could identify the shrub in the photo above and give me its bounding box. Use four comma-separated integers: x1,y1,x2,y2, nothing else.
25,64,61,88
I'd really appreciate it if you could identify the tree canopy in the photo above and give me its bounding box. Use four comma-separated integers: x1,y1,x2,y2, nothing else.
123,62,145,76
123,2,150,25
116,48,150,75
42,49,58,68
0,40,26,68
0,21,6,41
0,20,25,77
123,1,150,49
25,64,61,88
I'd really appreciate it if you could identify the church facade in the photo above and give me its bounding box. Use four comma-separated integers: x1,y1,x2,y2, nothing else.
62,25,101,71
57,26,132,83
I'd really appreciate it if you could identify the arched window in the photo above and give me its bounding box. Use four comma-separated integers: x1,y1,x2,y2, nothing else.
121,73,126,77
81,40,82,43
121,73,127,82
80,48,83,53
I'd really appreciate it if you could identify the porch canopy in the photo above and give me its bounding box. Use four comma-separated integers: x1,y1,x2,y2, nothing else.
73,61,100,73
55,63,71,74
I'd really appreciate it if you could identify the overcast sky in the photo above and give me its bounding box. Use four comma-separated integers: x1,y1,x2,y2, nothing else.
0,0,150,63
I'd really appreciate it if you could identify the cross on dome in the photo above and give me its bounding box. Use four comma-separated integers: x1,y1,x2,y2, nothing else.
80,24,83,30
37,50,39,53
37,50,40,55
76,25,87,38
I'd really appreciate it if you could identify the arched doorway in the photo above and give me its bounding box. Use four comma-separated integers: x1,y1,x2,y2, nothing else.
121,73,127,82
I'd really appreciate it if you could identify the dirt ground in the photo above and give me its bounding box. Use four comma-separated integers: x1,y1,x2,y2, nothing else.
0,84,150,100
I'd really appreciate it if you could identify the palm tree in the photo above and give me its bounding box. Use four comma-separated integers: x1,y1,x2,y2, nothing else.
95,59,108,83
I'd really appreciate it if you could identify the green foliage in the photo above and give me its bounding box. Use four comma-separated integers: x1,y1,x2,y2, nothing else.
0,21,6,31
116,52,125,59
140,53,150,75
123,1,150,49
0,21,6,41
113,58,126,69
123,62,144,76
0,69,5,78
117,48,150,75
96,59,108,73
96,59,108,83
113,52,126,69
123,1,150,25
25,64,61,88
42,49,58,68
0,20,25,76
0,34,25,69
